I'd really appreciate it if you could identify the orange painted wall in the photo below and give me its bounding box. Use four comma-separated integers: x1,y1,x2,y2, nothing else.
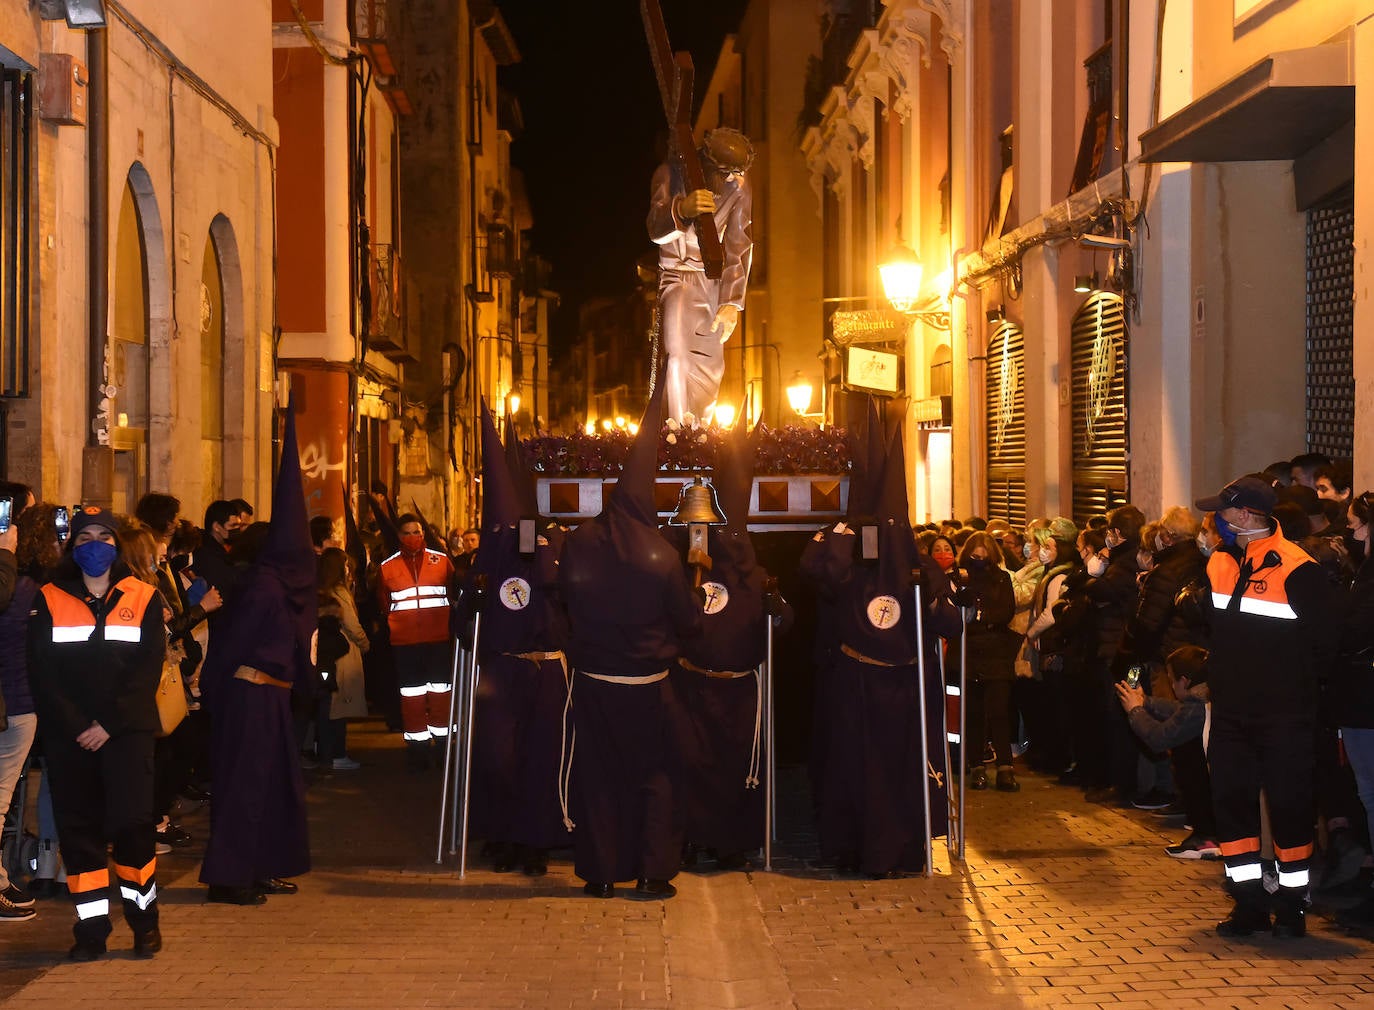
273,50,327,334
287,365,350,521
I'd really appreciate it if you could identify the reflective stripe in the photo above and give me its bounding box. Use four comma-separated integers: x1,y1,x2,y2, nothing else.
104,626,142,643
382,551,402,564
947,733,962,743
945,685,961,697
1277,869,1309,888
1210,592,1298,620
391,600,419,611
76,897,110,920
399,686,428,698
426,683,451,693
119,883,158,910
417,598,449,609
428,725,450,737
417,585,448,598
403,730,432,742
391,587,420,600
52,625,95,643
1225,863,1263,882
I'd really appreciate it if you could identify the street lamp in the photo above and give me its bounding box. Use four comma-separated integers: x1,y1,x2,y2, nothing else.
714,402,737,429
786,371,813,415
878,243,952,330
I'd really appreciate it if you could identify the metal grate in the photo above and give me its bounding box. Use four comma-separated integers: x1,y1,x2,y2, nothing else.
985,320,1025,527
0,71,30,398
1070,292,1128,525
1305,197,1354,459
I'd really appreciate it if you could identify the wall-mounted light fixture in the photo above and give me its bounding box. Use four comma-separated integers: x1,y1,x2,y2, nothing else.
786,371,813,415
986,305,1005,324
1073,272,1099,294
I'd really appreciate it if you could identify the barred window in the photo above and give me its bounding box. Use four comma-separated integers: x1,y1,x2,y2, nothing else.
0,69,31,398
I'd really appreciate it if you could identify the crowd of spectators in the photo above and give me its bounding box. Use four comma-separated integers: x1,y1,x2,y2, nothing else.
918,451,1374,937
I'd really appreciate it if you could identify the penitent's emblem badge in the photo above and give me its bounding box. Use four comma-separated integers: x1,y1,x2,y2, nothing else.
701,582,729,615
866,595,901,630
499,577,531,611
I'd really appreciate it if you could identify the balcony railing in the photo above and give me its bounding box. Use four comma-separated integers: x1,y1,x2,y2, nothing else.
368,243,411,360
354,0,396,77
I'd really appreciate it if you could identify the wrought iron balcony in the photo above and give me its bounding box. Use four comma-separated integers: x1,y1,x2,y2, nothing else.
354,0,396,77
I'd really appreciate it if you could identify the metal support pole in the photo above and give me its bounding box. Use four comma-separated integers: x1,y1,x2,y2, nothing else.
458,612,482,879
436,637,465,864
764,616,776,870
448,643,468,856
914,580,933,878
957,606,968,863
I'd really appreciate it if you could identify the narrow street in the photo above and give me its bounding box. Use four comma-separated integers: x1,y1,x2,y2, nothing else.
2,720,1371,1009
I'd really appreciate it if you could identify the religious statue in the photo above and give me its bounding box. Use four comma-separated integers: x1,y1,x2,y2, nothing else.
647,127,755,421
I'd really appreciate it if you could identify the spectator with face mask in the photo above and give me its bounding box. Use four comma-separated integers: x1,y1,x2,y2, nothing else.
1021,518,1081,775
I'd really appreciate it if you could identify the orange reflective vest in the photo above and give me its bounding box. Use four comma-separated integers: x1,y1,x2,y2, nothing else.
379,549,454,646
42,576,157,645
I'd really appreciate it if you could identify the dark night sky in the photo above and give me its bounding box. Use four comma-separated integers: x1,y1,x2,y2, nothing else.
499,1,751,359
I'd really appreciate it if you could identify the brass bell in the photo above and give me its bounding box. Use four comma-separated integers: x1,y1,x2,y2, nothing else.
669,477,727,526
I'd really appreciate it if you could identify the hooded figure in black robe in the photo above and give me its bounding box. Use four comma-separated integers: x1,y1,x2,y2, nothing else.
560,373,702,897
198,402,314,900
465,402,572,874
669,419,791,868
800,402,958,876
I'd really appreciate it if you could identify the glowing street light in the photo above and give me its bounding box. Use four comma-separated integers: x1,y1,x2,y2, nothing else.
714,402,736,429
786,371,813,415
878,242,924,314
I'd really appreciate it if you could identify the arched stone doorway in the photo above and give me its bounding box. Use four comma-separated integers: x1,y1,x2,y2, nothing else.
110,164,169,514
199,215,245,501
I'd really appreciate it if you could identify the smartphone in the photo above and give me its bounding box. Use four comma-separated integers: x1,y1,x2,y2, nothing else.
0,496,12,535
518,518,537,556
1125,665,1143,689
187,577,210,607
861,525,879,560
54,505,69,543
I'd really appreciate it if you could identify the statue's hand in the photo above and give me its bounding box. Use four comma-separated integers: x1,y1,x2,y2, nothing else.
711,304,739,343
677,189,716,219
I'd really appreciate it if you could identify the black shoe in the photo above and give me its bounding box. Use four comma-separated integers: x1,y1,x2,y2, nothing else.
133,927,162,958
255,878,298,895
1272,909,1306,939
630,878,677,900
1216,907,1270,938
1131,789,1175,811
68,939,105,961
521,848,549,877
995,767,1020,793
582,882,614,899
157,824,194,848
1,883,35,909
969,766,989,790
866,870,906,880
207,885,267,906
406,742,431,771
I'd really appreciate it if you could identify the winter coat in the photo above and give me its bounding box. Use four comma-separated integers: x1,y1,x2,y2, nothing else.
1086,542,1140,661
949,564,1018,682
1121,539,1208,665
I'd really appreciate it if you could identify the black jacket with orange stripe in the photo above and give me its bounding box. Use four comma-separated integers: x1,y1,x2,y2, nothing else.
1202,528,1338,719
27,565,166,741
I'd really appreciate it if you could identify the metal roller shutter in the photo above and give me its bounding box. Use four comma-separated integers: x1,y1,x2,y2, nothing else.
1305,196,1354,459
1070,292,1128,524
985,320,1026,527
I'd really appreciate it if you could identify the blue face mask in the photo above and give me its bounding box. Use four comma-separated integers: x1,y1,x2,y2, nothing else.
72,540,117,578
1022,542,1033,560
1214,512,1250,548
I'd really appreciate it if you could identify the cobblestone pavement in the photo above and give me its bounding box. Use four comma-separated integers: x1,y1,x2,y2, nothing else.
3,720,1374,1008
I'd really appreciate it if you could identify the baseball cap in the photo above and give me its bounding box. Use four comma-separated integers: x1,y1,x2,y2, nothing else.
70,505,118,537
1194,476,1277,516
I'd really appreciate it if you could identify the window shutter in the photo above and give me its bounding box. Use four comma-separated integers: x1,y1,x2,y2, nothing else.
1070,292,1128,523
985,320,1026,527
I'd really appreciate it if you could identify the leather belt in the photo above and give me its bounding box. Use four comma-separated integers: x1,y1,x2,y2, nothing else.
234,666,292,690
840,644,903,668
678,657,755,679
578,669,668,686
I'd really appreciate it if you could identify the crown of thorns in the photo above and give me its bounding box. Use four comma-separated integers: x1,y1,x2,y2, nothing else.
701,128,755,174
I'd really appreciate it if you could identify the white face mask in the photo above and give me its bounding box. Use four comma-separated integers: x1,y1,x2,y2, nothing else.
1197,534,1214,557
1023,542,1033,560
1086,555,1107,577
1038,546,1055,565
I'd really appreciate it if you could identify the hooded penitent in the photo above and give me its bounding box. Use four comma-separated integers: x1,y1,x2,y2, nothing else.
503,409,539,519
681,418,768,672
468,400,565,656
202,400,317,695
559,370,702,677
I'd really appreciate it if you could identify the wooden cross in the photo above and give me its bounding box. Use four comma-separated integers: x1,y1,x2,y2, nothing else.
640,0,724,279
